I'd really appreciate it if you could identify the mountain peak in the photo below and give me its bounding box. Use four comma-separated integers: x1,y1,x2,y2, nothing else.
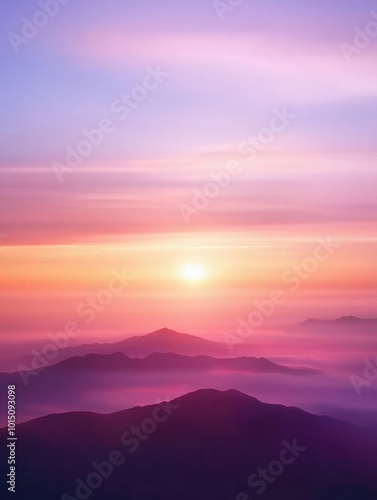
150,327,180,336
170,388,266,408
302,315,363,325
337,315,362,323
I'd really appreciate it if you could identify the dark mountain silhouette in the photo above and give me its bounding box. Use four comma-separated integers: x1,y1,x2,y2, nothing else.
50,351,300,374
1,389,376,499
1,352,302,384
1,352,310,424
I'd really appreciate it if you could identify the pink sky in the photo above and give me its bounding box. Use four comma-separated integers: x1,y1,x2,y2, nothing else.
0,0,376,344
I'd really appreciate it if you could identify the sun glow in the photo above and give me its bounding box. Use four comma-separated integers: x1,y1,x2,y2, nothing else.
180,263,207,281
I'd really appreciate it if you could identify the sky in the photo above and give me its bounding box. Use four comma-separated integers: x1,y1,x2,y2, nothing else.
0,0,376,343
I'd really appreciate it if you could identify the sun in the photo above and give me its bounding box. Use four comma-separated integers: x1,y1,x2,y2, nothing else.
180,263,207,282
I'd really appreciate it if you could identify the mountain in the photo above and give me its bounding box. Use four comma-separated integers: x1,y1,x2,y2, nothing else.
299,316,377,328
1,352,310,424
50,351,299,374
1,389,376,500
20,327,230,367
3,352,300,383
67,327,228,357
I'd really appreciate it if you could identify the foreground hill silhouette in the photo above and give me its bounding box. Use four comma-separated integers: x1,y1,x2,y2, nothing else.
1,389,376,499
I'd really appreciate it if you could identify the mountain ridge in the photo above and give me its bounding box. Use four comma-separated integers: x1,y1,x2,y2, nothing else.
6,351,305,377
20,327,228,366
1,389,376,500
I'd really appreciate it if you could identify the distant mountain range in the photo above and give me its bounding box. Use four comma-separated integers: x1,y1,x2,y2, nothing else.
1,389,376,500
298,316,377,327
23,327,229,366
50,351,301,374
4,352,301,382
19,320,377,371
1,352,309,424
